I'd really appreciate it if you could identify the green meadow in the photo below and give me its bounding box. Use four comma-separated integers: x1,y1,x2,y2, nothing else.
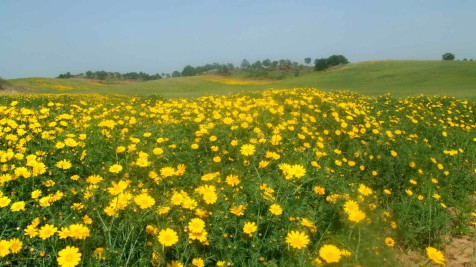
7,60,476,99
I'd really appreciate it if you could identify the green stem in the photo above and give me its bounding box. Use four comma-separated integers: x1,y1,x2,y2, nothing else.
95,210,112,248
355,226,361,261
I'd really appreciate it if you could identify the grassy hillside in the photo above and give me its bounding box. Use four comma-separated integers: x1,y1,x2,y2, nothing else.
6,60,476,99
7,76,275,99
278,60,476,98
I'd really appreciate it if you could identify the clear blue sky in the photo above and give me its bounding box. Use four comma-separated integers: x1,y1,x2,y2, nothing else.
1,0,475,79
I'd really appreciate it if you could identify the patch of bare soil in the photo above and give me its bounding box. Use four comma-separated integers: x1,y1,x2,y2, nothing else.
0,88,23,95
397,249,425,267
444,236,475,267
396,237,475,267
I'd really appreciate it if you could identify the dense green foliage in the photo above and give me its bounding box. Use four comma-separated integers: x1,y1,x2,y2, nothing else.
238,58,308,80
442,53,455,61
57,71,162,81
314,55,349,71
178,63,235,77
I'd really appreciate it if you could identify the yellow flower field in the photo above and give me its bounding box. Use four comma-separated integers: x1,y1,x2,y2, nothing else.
197,75,274,85
0,89,474,266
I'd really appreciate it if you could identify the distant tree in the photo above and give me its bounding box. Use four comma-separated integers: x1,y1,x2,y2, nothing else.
85,71,93,79
57,72,72,79
442,53,455,61
277,59,290,69
314,58,329,71
166,74,171,78
195,66,205,74
218,65,230,75
182,65,196,76
304,57,312,65
241,59,250,70
262,59,271,67
312,55,349,72
340,55,349,64
252,60,263,70
327,55,349,66
95,71,108,80
191,62,230,75
137,72,149,80
172,71,181,77
123,72,139,80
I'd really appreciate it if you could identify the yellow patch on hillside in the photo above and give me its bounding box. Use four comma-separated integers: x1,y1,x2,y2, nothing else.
197,75,274,85
31,78,124,92
76,78,126,87
34,80,74,91
85,82,117,87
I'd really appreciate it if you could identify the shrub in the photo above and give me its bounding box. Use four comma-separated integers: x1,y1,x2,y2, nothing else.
442,53,455,61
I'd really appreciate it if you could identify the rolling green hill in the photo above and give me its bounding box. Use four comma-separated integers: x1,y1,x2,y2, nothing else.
6,60,476,99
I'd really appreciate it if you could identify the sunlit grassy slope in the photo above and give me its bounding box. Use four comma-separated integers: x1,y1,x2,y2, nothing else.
7,60,476,99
